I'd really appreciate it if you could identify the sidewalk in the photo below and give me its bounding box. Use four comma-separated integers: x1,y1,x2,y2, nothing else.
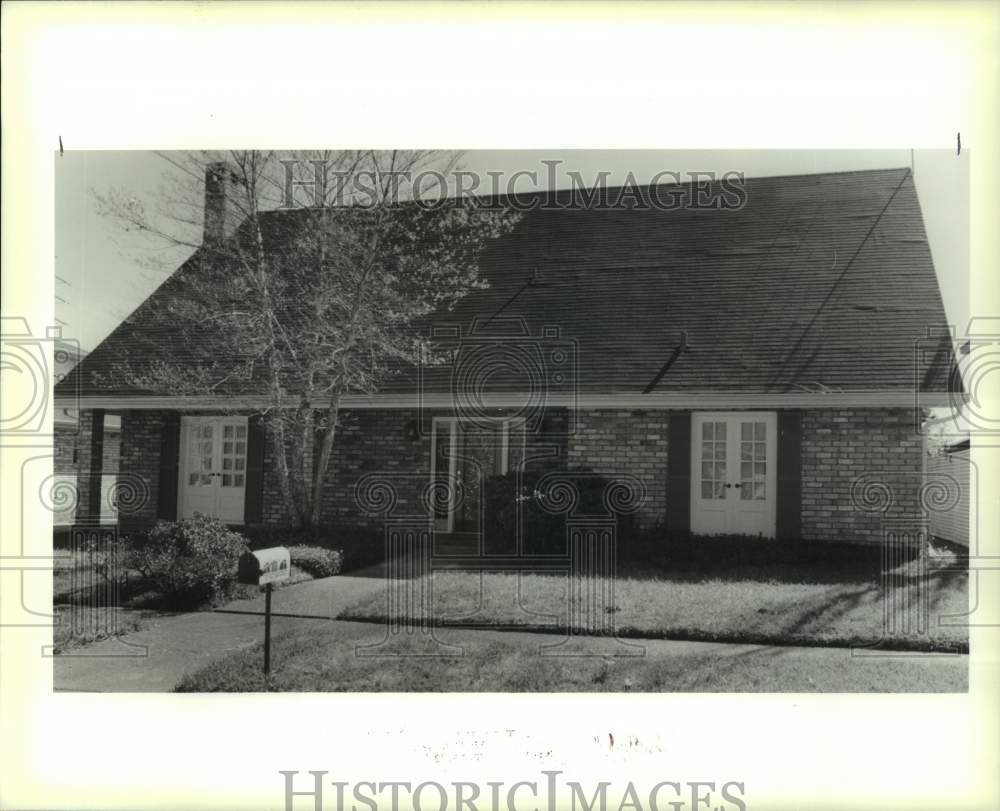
53,570,387,692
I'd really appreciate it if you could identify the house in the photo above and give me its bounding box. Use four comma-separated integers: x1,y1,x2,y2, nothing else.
925,438,971,548
55,165,960,546
52,342,121,528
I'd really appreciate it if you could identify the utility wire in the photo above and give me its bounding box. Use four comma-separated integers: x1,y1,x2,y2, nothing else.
770,168,912,389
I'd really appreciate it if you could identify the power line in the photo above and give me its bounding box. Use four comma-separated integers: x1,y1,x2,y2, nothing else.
770,168,913,390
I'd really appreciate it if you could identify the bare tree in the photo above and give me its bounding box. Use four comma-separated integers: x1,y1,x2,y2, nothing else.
93,150,520,527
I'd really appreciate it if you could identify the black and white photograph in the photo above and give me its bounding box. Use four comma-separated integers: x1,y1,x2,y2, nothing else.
2,4,997,811
48,149,971,693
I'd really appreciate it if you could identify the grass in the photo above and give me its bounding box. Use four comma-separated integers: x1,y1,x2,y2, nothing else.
177,541,969,692
52,605,151,653
176,620,967,693
337,556,968,653
51,544,333,651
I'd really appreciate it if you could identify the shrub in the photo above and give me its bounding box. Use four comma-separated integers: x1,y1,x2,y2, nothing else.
288,545,344,578
241,523,384,572
483,468,627,555
129,514,248,608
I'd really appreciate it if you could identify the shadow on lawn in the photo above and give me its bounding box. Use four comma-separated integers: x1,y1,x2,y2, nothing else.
615,536,969,587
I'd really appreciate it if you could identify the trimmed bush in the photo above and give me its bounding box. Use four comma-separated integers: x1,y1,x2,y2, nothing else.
241,524,384,572
129,514,248,608
483,468,626,555
288,545,344,578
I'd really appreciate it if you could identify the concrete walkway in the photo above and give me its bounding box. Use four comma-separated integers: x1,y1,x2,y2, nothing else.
53,568,388,692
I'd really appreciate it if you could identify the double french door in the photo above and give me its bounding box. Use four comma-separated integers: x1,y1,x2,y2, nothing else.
689,412,777,537
430,417,523,533
178,416,248,523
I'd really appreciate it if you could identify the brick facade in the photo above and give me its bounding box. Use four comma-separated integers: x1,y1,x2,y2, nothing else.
800,407,924,544
73,405,926,545
116,410,167,529
566,409,669,530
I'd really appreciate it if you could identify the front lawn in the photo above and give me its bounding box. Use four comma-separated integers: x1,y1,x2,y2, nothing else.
336,555,968,653
176,621,966,692
51,542,335,652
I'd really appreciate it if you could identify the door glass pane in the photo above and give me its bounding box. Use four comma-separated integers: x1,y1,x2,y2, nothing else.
188,423,213,486
699,420,727,499
739,421,766,500
455,421,504,531
219,421,248,489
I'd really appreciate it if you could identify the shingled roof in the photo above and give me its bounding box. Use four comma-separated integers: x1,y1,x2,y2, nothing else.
58,167,957,400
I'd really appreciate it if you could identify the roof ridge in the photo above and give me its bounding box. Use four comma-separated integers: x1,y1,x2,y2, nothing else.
258,166,914,214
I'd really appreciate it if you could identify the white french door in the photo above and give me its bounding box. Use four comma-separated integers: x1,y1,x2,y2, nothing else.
429,417,523,533
689,412,777,538
178,416,248,523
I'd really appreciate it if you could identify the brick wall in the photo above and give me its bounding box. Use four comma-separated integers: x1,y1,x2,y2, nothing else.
71,409,100,523
117,410,168,529
301,408,569,527
53,424,79,476
97,405,926,545
566,409,669,529
800,408,924,544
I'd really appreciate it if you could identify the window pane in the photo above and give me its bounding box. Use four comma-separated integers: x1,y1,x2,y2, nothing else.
701,441,713,460
741,462,751,479
223,458,232,470
189,473,199,486
235,458,245,471
702,462,714,479
224,425,234,438
754,462,765,478
223,442,233,455
716,423,726,440
755,422,766,441
753,481,766,500
701,481,713,499
236,426,247,439
713,481,726,499
235,442,246,455
714,444,725,460
222,474,232,487
702,423,713,440
234,474,245,487
741,486,752,500
741,423,752,440
755,442,765,457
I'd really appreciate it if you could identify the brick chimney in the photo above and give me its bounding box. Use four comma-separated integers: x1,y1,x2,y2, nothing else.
203,162,236,248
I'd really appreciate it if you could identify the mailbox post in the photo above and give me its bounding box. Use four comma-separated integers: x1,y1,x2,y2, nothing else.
237,547,290,678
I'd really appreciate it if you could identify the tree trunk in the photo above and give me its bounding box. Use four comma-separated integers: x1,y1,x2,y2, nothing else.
310,393,341,527
267,411,302,529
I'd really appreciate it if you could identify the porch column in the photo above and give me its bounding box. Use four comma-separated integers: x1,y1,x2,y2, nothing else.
74,409,105,526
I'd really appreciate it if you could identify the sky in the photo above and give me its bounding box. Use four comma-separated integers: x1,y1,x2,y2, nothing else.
55,149,969,353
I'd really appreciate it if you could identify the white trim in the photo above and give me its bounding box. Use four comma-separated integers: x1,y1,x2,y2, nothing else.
690,411,778,538
428,415,525,534
429,417,458,534
178,415,249,524
58,390,961,411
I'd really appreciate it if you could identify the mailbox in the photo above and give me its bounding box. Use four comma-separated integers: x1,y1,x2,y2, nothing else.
238,546,291,586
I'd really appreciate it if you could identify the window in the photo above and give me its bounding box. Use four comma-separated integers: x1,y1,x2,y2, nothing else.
700,420,727,499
